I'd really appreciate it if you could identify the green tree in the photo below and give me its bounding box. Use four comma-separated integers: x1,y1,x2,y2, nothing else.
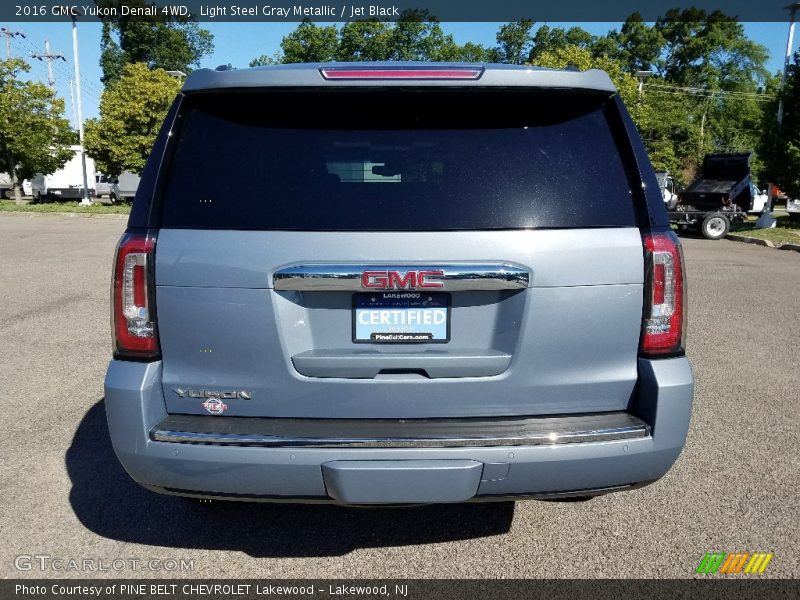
337,20,392,61
600,13,665,73
256,12,466,64
458,42,490,62
0,59,73,204
280,20,339,63
84,63,181,176
529,25,595,61
493,20,535,64
655,9,768,91
96,1,214,84
386,10,461,61
249,53,281,67
587,9,770,180
761,53,800,199
636,88,699,180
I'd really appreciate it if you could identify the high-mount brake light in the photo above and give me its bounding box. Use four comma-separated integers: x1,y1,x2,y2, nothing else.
640,231,686,356
319,67,485,80
112,231,159,359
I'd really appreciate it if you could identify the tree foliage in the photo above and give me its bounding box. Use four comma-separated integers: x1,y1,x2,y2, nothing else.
251,12,465,64
84,63,181,176
599,13,664,73
492,20,535,64
96,1,214,84
279,20,339,63
654,9,768,91
760,53,800,199
592,9,770,181
0,59,73,203
529,25,595,61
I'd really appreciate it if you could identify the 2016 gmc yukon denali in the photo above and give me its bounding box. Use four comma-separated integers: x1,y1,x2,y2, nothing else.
104,63,693,505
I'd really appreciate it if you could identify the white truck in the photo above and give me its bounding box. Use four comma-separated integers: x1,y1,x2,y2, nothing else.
1,173,32,199
30,146,96,202
0,172,11,199
748,184,769,214
655,171,677,210
95,171,140,203
787,198,800,220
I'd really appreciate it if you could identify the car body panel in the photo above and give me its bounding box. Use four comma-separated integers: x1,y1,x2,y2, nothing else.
155,228,644,418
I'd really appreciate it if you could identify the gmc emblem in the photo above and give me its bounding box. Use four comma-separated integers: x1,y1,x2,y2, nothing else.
361,270,444,289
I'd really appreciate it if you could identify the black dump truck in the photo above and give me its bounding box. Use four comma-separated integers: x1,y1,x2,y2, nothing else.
669,153,759,239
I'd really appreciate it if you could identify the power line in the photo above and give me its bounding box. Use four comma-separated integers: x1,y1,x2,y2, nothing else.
0,27,26,58
643,88,774,104
643,82,775,101
12,35,104,100
31,39,66,91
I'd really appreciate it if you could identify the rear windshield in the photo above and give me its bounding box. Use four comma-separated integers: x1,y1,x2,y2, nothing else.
159,90,636,230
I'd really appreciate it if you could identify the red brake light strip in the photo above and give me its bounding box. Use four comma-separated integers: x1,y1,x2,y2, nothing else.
319,67,484,80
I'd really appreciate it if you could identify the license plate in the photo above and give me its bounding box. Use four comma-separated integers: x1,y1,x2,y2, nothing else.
353,292,450,343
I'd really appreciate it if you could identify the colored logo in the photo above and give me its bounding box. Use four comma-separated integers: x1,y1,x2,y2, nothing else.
361,270,444,290
201,398,228,415
696,552,773,574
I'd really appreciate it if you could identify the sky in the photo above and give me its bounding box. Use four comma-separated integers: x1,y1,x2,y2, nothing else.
5,20,799,121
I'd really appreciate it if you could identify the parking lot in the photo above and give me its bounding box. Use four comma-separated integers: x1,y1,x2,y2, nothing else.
0,213,797,578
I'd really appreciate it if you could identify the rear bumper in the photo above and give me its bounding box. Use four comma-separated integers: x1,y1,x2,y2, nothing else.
45,188,96,199
104,357,693,504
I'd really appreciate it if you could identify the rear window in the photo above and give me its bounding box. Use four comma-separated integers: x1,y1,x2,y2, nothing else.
159,90,636,230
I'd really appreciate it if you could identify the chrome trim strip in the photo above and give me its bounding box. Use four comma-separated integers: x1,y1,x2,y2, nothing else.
150,421,649,449
273,263,530,291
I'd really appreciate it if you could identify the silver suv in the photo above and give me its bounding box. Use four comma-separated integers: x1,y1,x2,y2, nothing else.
104,63,693,504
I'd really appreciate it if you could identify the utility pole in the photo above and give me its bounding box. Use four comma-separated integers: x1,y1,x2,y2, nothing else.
757,2,799,229
31,39,66,91
0,27,26,58
71,18,92,206
777,3,799,124
68,79,78,130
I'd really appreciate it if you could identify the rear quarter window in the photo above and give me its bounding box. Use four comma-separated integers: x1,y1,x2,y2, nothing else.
159,89,636,230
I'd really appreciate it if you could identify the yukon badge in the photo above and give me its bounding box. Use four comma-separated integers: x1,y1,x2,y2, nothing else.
173,388,252,400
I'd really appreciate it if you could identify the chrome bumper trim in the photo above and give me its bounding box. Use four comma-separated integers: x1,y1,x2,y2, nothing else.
272,263,530,291
150,413,650,449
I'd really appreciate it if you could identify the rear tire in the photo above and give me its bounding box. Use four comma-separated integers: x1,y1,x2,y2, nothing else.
701,213,730,240
109,192,117,204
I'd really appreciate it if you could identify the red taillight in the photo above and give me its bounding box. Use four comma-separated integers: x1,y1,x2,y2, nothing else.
112,231,159,359
640,231,686,356
319,67,484,80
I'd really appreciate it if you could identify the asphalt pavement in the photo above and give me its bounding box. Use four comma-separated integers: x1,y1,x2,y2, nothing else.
0,213,797,578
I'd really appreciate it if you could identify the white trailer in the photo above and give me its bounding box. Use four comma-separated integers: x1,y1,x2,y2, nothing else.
30,146,96,201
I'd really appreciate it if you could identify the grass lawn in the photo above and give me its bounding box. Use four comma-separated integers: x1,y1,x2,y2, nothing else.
731,214,800,245
0,200,130,215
